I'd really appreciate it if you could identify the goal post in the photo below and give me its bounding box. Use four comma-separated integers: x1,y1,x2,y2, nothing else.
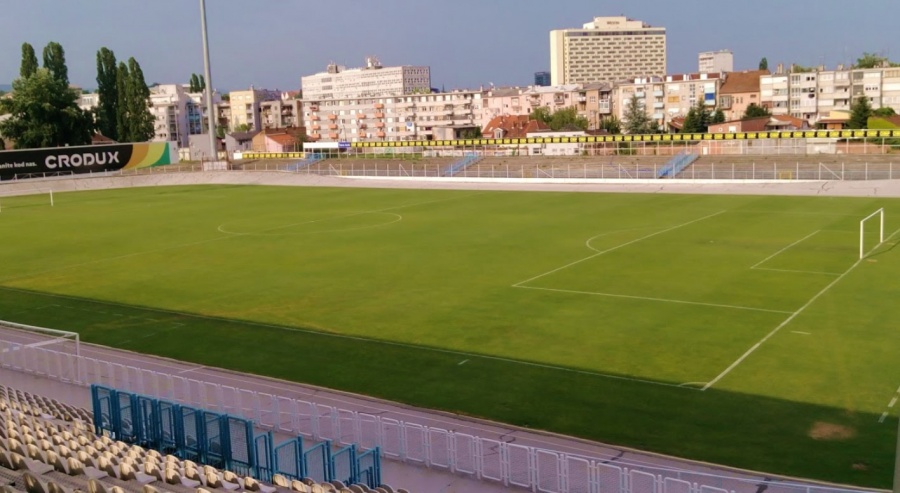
859,208,885,259
0,188,54,212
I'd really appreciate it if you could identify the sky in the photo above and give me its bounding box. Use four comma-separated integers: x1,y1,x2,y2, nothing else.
0,0,898,93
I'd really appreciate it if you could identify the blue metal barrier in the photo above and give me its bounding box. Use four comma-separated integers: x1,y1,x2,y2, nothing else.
302,440,332,483
657,152,699,178
90,386,381,488
331,445,358,486
282,154,324,172
255,433,275,483
274,437,305,480
356,448,381,489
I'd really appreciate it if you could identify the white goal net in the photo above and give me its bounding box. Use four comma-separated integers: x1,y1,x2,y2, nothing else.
0,188,54,212
0,320,81,383
859,208,885,259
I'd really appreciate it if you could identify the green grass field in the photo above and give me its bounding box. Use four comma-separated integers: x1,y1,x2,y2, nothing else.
0,184,898,487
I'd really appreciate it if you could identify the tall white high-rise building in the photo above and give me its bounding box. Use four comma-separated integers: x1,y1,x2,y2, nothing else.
301,57,431,101
698,50,734,73
549,16,667,85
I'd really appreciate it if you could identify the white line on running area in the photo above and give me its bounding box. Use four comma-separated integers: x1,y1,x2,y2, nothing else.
704,225,900,392
513,210,727,287
514,285,792,314
750,230,821,269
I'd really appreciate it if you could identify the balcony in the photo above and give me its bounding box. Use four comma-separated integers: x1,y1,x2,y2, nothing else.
311,115,320,121
374,103,385,109
598,102,611,113
328,124,338,130
311,124,321,130
309,105,319,111
329,133,339,139
358,123,367,129
309,133,322,140
375,112,385,118
355,113,366,120
653,102,664,109
377,131,386,138
328,114,338,120
635,92,646,98
375,122,385,128
653,90,664,97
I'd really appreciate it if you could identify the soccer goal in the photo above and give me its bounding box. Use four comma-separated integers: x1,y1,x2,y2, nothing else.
0,320,81,383
859,208,885,259
0,188,54,213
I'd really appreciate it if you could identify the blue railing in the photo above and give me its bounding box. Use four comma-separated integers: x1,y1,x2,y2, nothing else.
91,385,381,488
442,153,482,177
282,153,325,172
657,152,700,178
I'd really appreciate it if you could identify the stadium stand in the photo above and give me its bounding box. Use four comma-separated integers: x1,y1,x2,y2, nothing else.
0,385,408,493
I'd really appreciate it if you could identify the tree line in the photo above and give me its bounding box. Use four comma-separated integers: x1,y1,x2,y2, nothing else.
0,42,154,150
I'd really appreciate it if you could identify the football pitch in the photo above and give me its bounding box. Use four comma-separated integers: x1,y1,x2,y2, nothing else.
0,184,898,487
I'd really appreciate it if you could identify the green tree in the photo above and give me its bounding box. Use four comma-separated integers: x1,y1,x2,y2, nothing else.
759,57,768,71
743,103,771,119
0,68,93,149
848,96,872,129
115,62,130,141
855,52,897,69
125,57,154,142
20,43,38,79
189,74,199,92
548,107,588,131
681,106,701,133
42,42,69,86
215,125,226,139
95,47,119,140
694,99,711,130
459,127,482,139
199,75,206,92
647,120,661,134
622,95,650,134
711,109,726,124
599,116,621,134
873,107,896,117
529,106,552,125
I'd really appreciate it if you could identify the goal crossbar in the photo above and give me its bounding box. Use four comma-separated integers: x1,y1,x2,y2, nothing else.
0,188,54,212
0,320,80,382
859,208,885,259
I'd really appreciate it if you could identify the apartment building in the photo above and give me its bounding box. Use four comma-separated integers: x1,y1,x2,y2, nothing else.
717,70,768,121
760,65,900,123
613,73,721,129
698,50,733,73
228,87,280,131
260,93,302,130
549,16,667,85
479,84,612,130
301,57,431,101
302,90,482,143
149,84,222,148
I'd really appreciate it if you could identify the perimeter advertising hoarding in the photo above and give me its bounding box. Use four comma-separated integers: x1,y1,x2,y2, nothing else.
0,142,178,181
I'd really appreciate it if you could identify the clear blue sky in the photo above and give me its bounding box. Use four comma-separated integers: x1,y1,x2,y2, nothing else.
0,0,897,92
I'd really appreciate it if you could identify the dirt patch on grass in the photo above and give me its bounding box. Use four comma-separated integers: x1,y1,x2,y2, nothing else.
808,421,856,441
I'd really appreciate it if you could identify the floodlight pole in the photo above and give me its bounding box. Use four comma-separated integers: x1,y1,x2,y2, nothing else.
199,0,218,164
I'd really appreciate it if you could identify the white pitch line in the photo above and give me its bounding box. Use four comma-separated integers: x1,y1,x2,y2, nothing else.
879,412,888,423
458,359,469,366
514,210,727,287
790,331,811,335
751,230,820,270
889,397,898,408
704,225,900,392
515,285,792,314
751,267,841,276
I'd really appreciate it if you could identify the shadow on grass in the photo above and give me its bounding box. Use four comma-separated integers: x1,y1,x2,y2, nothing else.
0,285,895,489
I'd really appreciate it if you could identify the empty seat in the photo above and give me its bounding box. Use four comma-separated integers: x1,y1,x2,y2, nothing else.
23,471,50,493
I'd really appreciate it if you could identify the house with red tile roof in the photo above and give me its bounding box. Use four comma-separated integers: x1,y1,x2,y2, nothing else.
481,115,550,139
718,70,769,121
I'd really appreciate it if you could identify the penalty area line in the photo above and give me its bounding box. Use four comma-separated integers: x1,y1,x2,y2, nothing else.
704,224,900,392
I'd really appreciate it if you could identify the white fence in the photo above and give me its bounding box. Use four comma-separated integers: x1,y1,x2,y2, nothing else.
0,340,878,493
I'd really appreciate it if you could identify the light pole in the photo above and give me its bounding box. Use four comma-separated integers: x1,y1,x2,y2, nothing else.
199,0,218,164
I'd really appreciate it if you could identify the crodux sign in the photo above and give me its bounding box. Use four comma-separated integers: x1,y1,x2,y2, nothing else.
0,142,177,180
